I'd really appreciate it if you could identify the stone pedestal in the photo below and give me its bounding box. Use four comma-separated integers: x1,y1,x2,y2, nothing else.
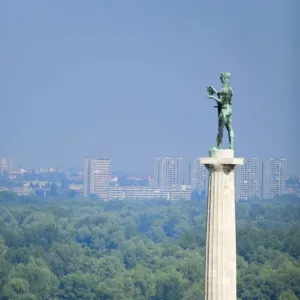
200,149,243,300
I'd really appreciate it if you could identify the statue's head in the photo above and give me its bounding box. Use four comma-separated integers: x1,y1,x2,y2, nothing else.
220,72,231,84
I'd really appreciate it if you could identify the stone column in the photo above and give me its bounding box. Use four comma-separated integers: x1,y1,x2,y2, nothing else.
200,149,243,300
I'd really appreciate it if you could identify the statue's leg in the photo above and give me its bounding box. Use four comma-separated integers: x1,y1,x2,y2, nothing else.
216,117,225,149
226,117,234,149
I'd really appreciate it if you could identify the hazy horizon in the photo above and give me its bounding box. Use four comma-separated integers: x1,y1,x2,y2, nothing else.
1,1,299,174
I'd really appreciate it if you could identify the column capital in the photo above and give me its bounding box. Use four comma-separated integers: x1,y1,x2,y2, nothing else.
205,163,237,173
200,149,244,168
200,157,244,167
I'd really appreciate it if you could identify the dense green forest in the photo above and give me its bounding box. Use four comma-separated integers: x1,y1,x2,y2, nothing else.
0,192,299,300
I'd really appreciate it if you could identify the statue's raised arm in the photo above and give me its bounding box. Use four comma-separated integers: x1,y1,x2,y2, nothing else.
207,86,221,103
207,86,218,95
206,73,234,150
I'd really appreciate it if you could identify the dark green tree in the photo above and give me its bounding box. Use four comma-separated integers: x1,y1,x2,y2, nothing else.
50,183,58,196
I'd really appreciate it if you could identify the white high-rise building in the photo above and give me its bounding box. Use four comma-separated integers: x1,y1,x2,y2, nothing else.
84,157,111,200
0,158,13,175
189,158,208,196
262,158,286,199
153,157,183,188
236,158,260,200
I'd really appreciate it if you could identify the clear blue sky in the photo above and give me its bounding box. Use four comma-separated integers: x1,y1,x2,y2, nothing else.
1,1,299,174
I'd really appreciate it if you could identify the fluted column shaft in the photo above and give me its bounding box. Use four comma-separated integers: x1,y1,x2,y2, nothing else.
201,150,243,300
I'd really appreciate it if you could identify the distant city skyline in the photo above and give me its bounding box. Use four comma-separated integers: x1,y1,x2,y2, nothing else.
0,155,296,177
1,155,296,200
1,1,298,174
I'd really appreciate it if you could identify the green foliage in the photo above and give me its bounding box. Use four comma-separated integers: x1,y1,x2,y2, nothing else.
58,272,98,300
0,192,299,299
278,290,299,300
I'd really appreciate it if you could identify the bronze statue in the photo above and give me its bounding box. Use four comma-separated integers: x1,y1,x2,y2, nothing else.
207,72,234,150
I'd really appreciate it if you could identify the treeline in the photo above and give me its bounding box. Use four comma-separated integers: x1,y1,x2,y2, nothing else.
0,192,299,300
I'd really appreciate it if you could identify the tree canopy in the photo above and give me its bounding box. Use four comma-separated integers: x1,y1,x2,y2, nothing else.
0,191,299,299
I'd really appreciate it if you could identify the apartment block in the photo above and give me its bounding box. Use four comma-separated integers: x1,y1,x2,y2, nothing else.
0,158,13,175
262,158,286,199
189,158,208,196
153,157,183,188
110,185,191,201
236,158,260,200
84,157,111,200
